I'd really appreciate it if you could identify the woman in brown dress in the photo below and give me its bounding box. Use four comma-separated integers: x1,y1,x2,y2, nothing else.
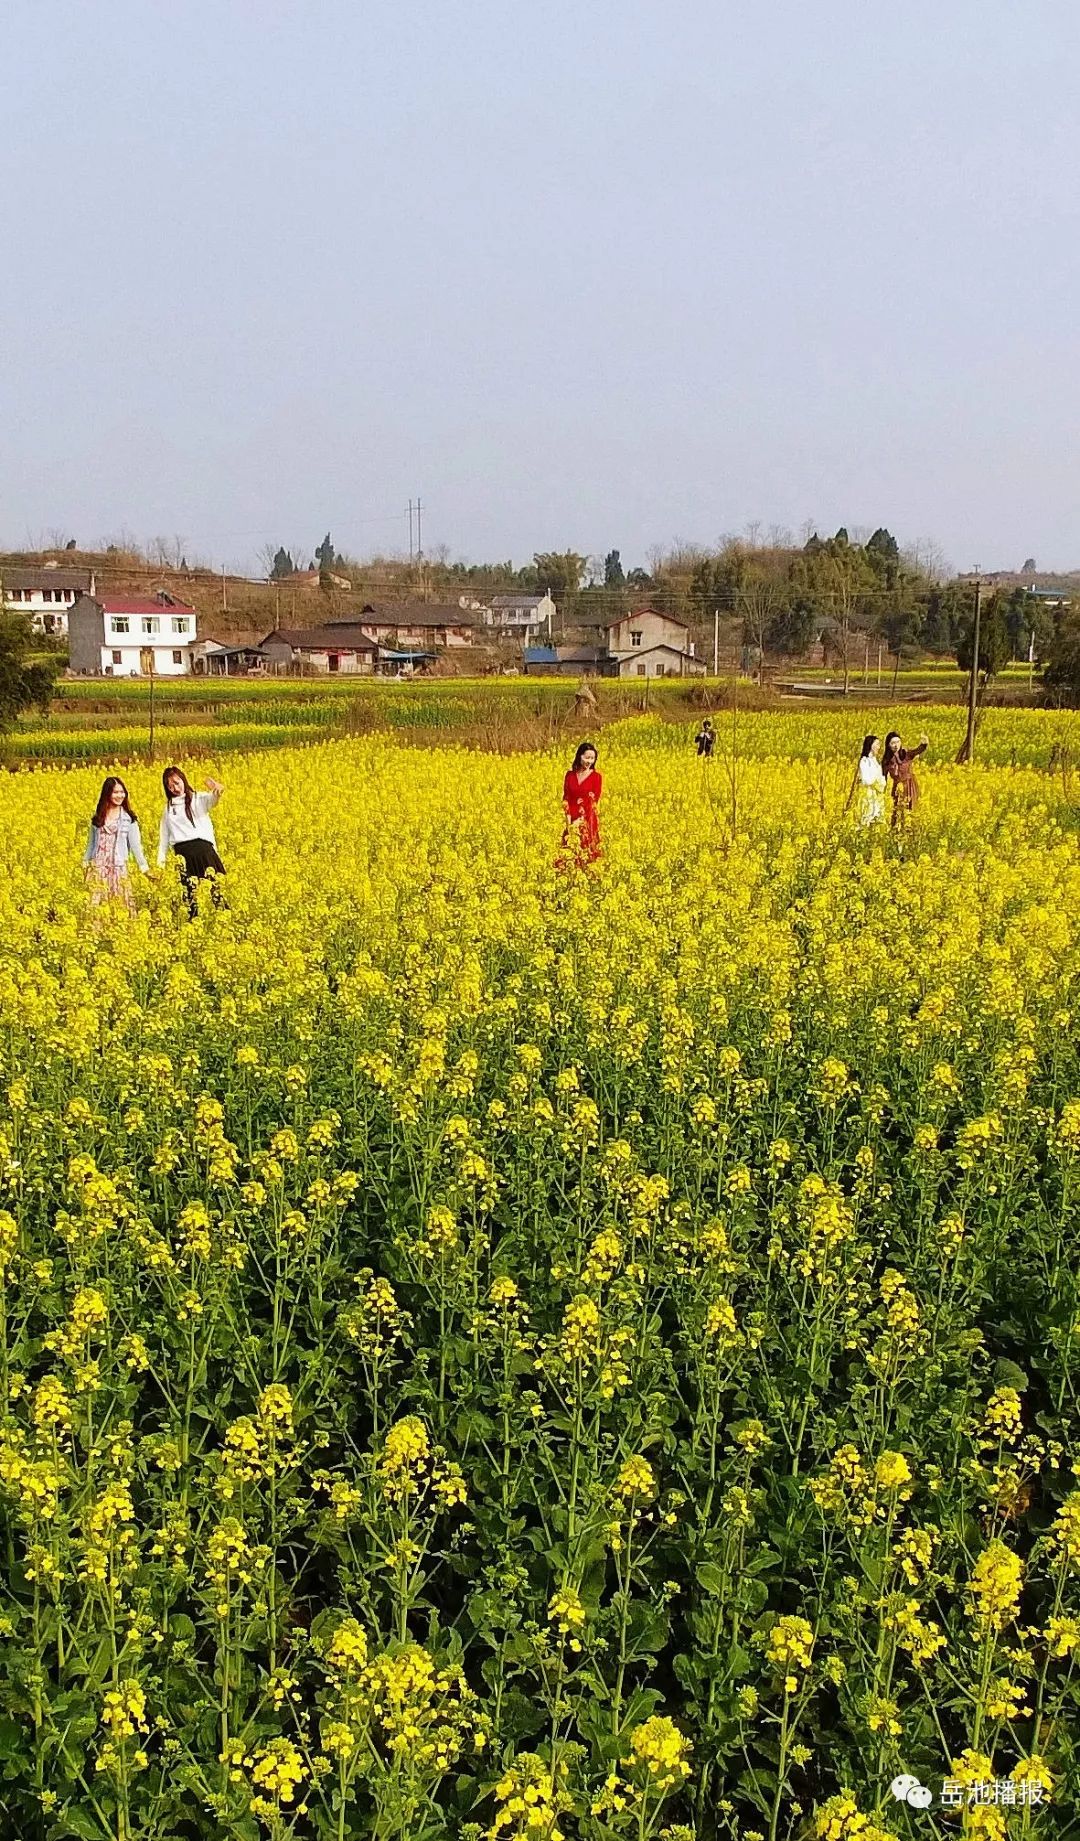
883,731,929,828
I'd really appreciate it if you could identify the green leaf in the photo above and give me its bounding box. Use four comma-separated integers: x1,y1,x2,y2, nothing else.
47,1811,107,1841
695,1561,727,1596
0,1716,25,1758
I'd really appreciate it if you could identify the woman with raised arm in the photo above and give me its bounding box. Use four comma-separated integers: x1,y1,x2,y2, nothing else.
158,766,227,917
883,731,929,828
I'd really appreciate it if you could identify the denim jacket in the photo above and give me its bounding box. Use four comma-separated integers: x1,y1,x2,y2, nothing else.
83,813,149,874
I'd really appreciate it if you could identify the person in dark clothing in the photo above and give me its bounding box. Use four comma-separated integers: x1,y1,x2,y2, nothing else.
883,732,929,828
695,717,716,758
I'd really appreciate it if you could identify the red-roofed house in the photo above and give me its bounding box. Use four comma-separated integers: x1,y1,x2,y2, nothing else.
68,591,198,676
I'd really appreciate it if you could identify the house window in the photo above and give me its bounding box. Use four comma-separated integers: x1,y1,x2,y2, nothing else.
656,664,666,678
112,650,123,665
112,618,130,634
636,663,646,677
141,617,159,635
172,650,183,665
42,589,53,602
631,631,642,647
171,617,188,634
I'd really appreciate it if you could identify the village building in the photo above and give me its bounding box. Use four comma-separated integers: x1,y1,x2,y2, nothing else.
68,591,198,676
352,604,476,648
524,644,607,677
480,592,556,641
192,633,269,676
2,564,96,636
526,607,704,678
604,607,705,677
259,625,379,675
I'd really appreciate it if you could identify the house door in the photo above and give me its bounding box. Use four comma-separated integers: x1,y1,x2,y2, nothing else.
328,653,340,673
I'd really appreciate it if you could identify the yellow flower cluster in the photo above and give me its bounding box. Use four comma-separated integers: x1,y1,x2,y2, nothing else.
764,1615,815,1693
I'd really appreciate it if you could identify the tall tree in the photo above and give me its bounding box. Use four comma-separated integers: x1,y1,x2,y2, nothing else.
1044,608,1080,703
603,549,624,587
532,552,587,597
1001,588,1044,660
0,615,55,727
865,527,901,590
957,596,1011,686
270,547,295,580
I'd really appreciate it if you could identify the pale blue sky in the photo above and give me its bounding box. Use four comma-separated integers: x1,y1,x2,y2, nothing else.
4,0,1078,573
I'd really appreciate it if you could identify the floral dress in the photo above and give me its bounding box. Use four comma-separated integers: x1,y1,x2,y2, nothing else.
93,818,126,903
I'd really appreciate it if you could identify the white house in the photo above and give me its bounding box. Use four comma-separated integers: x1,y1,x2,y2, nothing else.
1,565,95,636
605,607,705,677
68,592,198,676
481,592,556,641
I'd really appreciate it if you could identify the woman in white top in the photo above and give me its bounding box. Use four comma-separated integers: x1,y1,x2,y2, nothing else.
158,766,226,916
83,776,149,911
847,733,887,827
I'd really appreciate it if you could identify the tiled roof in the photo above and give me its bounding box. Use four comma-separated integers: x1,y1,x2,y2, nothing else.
606,607,689,631
264,626,378,651
1,567,92,592
351,604,477,628
94,596,195,616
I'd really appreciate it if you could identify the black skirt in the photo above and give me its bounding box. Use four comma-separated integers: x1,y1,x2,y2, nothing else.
173,839,226,880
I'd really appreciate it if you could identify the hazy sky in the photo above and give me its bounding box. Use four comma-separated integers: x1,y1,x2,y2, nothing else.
4,0,1078,574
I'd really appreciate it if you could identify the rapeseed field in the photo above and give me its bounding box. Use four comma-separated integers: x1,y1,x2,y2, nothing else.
0,728,1076,1840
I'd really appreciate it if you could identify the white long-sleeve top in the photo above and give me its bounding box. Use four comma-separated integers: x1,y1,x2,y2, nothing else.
158,787,221,866
858,755,886,791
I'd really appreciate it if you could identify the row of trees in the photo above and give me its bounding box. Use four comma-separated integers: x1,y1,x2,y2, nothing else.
258,524,1072,689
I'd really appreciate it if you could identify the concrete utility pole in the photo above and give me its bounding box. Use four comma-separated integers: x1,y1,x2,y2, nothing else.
964,573,982,764
712,605,719,676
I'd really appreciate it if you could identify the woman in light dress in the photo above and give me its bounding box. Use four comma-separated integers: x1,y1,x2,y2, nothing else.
82,776,149,910
847,733,887,828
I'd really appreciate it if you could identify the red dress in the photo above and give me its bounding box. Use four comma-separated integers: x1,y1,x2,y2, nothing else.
561,769,602,864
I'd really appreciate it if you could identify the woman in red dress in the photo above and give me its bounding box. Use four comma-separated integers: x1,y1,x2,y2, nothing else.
560,742,602,868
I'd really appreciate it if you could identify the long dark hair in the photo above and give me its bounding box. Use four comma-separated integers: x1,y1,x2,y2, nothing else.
883,732,902,768
162,764,194,822
860,734,878,758
571,741,598,772
92,777,136,828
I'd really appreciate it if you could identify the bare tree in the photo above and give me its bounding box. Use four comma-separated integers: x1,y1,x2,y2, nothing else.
148,535,187,569
739,562,784,684
902,538,949,584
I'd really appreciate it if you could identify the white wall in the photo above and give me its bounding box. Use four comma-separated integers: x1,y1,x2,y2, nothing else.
99,609,197,675
2,589,77,636
99,644,194,677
